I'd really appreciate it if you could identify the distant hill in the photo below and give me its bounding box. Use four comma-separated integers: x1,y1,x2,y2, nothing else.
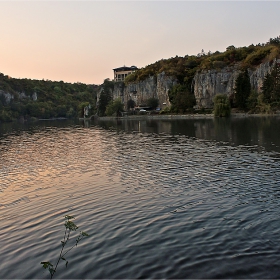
0,74,98,122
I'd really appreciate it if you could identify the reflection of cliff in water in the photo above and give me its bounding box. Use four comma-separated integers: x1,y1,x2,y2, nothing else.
98,119,173,134
192,116,280,152
96,116,280,153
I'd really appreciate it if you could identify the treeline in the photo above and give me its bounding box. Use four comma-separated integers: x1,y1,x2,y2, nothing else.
0,73,98,122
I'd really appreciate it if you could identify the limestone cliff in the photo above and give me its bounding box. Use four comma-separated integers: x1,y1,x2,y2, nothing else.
193,60,276,108
112,72,176,109
107,59,277,111
0,90,37,104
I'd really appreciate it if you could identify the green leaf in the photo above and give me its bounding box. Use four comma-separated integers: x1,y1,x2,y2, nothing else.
65,220,78,231
49,267,55,274
81,231,89,237
41,261,53,269
64,215,75,220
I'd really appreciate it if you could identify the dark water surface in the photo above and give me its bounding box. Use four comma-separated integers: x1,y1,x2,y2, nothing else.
1,116,280,279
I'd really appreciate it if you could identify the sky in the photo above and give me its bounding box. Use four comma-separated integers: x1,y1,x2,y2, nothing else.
0,1,280,85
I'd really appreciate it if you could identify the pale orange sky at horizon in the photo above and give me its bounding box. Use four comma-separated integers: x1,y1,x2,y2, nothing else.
0,1,280,85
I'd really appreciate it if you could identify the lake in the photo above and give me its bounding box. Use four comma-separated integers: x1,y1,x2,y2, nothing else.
1,116,280,278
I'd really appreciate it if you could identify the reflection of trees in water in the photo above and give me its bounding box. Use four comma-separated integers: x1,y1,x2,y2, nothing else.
96,117,280,152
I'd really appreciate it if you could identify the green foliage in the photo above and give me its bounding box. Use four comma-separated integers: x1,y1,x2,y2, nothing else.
213,94,231,117
169,84,196,113
146,97,159,109
159,106,171,114
234,70,251,110
0,74,98,122
247,90,259,111
127,99,135,110
78,102,94,118
105,98,124,116
97,79,114,116
269,36,280,46
102,78,115,92
98,93,112,116
243,46,274,67
41,215,89,279
255,93,272,113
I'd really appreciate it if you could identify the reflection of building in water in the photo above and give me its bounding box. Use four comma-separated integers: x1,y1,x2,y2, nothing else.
113,66,138,82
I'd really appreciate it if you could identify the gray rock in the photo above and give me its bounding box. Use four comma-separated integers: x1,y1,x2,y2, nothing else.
193,59,276,108
112,72,176,109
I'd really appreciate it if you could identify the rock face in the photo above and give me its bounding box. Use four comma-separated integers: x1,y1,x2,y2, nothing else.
193,66,240,108
0,90,14,104
193,60,276,108
112,72,176,109
0,90,37,104
107,59,278,110
249,60,274,93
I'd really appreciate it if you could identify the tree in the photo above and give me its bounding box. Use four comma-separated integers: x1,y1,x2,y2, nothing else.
261,62,280,104
105,98,124,116
168,84,196,113
213,94,231,117
127,99,135,110
269,36,280,46
97,79,114,116
234,70,251,110
146,97,159,110
98,91,112,116
262,73,274,103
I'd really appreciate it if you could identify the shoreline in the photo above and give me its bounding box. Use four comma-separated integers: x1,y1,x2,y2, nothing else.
98,112,280,121
2,112,280,125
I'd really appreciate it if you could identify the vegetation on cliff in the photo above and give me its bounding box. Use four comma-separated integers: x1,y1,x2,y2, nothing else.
126,37,280,85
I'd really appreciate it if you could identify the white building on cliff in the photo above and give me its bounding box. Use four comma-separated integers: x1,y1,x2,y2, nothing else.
113,66,138,82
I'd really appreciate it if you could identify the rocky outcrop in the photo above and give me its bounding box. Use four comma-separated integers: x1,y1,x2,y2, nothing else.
193,66,240,108
0,90,37,104
109,59,278,110
0,90,14,104
193,60,277,108
249,60,274,93
112,72,176,109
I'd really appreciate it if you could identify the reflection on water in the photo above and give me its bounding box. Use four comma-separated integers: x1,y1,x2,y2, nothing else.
1,116,280,279
98,116,280,152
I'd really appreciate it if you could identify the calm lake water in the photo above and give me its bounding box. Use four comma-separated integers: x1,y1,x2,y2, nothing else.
1,116,280,278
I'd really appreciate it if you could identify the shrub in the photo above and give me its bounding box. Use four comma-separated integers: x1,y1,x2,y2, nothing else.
146,97,159,109
213,94,231,117
247,90,258,112
105,98,124,116
212,61,226,69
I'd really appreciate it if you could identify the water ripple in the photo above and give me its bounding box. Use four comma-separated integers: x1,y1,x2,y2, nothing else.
1,121,280,278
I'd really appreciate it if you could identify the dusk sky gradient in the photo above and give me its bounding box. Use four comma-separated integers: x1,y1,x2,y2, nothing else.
0,1,280,85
